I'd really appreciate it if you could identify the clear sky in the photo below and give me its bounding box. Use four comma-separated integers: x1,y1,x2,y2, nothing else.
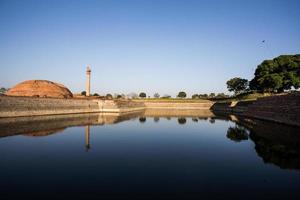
0,0,299,97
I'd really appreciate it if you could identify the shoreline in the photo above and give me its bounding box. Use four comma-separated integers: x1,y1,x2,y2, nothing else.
0,93,299,127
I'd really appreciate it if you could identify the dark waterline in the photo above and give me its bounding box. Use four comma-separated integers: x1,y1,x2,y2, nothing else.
0,111,300,199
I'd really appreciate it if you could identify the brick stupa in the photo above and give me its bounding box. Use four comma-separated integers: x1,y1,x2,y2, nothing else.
5,80,73,98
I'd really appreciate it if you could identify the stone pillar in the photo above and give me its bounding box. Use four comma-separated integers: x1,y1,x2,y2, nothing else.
85,125,90,151
86,66,91,96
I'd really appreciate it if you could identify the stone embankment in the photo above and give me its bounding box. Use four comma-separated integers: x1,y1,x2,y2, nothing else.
211,93,300,126
0,96,145,117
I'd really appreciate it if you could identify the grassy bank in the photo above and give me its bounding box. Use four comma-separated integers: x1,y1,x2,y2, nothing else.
132,98,212,103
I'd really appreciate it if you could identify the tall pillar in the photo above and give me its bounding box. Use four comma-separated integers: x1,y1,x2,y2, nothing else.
86,66,91,96
85,125,90,151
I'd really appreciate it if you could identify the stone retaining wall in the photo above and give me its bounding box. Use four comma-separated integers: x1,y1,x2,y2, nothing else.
0,96,145,117
211,93,300,126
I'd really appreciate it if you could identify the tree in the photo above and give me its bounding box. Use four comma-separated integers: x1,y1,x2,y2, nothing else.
216,93,228,98
177,91,187,98
81,91,86,96
0,87,7,94
127,92,138,99
139,92,146,98
260,74,283,92
209,93,215,98
93,93,99,96
250,54,300,92
106,94,113,99
153,93,160,98
192,94,199,99
226,77,248,94
199,94,208,99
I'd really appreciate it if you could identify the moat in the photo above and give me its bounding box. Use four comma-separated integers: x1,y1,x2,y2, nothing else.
1,110,300,198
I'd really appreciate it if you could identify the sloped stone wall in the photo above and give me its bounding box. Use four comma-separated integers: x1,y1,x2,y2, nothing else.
211,93,300,126
0,96,145,117
245,93,300,126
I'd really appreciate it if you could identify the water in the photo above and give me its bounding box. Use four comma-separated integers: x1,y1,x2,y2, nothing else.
0,110,300,198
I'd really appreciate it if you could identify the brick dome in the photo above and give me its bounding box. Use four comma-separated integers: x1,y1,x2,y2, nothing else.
6,80,73,98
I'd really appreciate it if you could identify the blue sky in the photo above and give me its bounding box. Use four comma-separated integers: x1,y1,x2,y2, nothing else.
0,0,299,96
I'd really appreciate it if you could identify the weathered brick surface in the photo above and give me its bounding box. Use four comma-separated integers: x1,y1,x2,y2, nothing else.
245,93,300,126
0,96,145,117
211,93,300,126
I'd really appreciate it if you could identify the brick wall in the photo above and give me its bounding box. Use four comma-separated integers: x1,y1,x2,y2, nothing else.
245,93,300,126
0,96,145,117
211,93,300,126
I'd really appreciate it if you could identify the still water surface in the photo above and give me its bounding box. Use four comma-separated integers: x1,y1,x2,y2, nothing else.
1,110,300,198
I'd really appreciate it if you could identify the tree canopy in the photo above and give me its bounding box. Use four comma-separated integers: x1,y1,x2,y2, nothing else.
0,87,8,94
249,54,300,92
153,93,160,98
226,77,248,94
106,94,113,99
139,92,146,98
177,91,187,98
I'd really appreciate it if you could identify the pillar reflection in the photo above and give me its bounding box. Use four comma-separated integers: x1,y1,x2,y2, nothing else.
85,125,90,151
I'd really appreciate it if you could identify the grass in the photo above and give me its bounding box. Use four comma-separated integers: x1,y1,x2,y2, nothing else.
132,98,212,103
131,92,288,103
214,92,273,103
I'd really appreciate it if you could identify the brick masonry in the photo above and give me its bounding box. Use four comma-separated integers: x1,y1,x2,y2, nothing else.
211,93,300,126
0,96,145,117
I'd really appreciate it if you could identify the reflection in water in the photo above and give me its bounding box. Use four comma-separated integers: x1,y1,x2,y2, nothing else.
139,117,146,123
227,117,300,170
250,132,300,169
192,118,198,122
178,118,186,125
1,109,300,198
226,125,249,142
0,112,142,138
0,109,300,170
85,126,90,151
209,118,215,124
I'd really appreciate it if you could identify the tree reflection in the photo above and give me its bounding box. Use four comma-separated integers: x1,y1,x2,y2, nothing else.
192,118,198,122
178,118,186,125
226,125,249,142
209,118,215,124
139,117,146,123
250,132,300,169
154,117,160,123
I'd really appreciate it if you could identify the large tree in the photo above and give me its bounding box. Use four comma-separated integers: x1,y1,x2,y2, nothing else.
250,54,300,92
226,77,248,94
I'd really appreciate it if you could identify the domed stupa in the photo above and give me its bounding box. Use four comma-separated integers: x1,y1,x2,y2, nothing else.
6,80,73,98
